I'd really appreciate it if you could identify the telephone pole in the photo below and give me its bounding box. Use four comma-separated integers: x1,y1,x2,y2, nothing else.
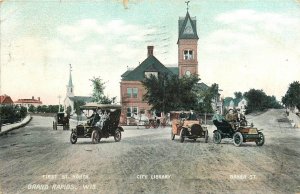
58,95,61,112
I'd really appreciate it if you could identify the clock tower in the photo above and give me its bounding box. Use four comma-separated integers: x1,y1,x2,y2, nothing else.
178,8,199,78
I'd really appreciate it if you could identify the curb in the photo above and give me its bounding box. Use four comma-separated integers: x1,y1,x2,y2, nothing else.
0,115,32,136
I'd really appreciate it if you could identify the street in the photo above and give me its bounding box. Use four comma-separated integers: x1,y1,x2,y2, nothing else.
0,109,299,194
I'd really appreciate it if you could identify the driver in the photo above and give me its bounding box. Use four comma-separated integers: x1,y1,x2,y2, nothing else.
225,109,238,130
87,109,100,126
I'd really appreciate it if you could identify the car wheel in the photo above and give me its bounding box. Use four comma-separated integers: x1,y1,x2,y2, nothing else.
114,129,122,142
171,130,175,140
213,131,222,144
205,130,208,143
180,128,185,143
91,130,99,144
233,132,243,147
255,132,265,146
70,132,77,144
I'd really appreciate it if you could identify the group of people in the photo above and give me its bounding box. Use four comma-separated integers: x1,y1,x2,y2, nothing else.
179,109,197,121
88,109,110,130
212,108,245,131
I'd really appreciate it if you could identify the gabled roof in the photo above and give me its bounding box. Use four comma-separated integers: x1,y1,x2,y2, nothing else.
167,67,179,76
178,11,199,41
0,95,14,104
121,55,174,81
223,97,234,107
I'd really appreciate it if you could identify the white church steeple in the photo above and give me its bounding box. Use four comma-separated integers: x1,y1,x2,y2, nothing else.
66,64,74,97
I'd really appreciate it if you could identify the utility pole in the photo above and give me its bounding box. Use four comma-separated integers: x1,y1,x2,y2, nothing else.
58,95,61,112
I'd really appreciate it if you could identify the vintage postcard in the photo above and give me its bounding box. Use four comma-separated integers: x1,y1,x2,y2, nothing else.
0,0,299,193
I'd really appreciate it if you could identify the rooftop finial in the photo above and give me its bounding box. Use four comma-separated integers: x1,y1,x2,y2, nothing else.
185,1,190,12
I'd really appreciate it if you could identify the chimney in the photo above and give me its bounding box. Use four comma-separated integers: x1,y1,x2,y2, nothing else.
32,96,34,100
38,97,40,101
147,46,154,57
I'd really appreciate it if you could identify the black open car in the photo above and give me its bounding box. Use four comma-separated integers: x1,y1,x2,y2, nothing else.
53,112,69,130
70,103,124,144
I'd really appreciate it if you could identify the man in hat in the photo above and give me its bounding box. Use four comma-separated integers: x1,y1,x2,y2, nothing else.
187,109,197,120
225,109,238,130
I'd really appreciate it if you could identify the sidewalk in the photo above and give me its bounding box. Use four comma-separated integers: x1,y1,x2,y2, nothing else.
0,115,32,135
287,112,300,128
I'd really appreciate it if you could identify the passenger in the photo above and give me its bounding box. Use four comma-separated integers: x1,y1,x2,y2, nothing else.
212,109,232,132
225,109,238,130
179,110,186,120
187,109,197,120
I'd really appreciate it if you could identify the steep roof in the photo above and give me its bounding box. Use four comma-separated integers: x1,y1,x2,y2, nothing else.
0,95,14,104
178,11,199,41
223,97,234,107
121,55,174,81
167,67,179,76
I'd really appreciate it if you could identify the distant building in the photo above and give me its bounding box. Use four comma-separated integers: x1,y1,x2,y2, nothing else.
0,94,14,105
223,97,247,113
14,96,42,108
63,65,92,114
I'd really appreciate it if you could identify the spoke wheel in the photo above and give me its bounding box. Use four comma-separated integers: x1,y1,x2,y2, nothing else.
205,130,208,143
255,132,265,146
233,132,243,147
114,129,122,142
213,131,222,144
70,132,77,144
180,128,185,143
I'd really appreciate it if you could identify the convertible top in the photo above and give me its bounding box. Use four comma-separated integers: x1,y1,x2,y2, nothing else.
80,103,121,110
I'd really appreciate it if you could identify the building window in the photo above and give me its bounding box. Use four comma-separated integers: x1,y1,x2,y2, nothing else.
145,71,158,78
127,88,138,98
126,107,132,117
132,88,138,98
126,107,138,118
127,88,132,98
184,50,193,60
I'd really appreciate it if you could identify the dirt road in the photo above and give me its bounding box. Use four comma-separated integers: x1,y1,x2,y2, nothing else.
0,109,299,194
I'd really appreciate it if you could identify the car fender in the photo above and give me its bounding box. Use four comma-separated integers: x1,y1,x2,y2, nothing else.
117,126,124,132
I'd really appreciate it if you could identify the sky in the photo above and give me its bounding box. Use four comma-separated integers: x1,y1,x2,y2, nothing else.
1,0,300,105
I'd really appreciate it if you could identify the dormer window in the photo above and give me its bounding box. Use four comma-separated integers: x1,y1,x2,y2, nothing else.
184,50,193,60
145,71,158,78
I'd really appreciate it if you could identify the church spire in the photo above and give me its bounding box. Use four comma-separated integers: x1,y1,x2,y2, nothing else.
66,64,74,97
185,1,190,12
68,64,73,87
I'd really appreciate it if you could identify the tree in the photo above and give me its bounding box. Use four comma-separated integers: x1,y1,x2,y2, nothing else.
195,83,219,113
142,74,200,113
74,100,85,115
244,89,282,113
28,105,36,113
282,81,300,109
234,91,243,99
90,77,116,104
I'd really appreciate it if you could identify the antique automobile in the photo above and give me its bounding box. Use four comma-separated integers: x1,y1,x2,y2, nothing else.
212,117,264,147
170,111,208,143
70,103,124,144
53,112,69,130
